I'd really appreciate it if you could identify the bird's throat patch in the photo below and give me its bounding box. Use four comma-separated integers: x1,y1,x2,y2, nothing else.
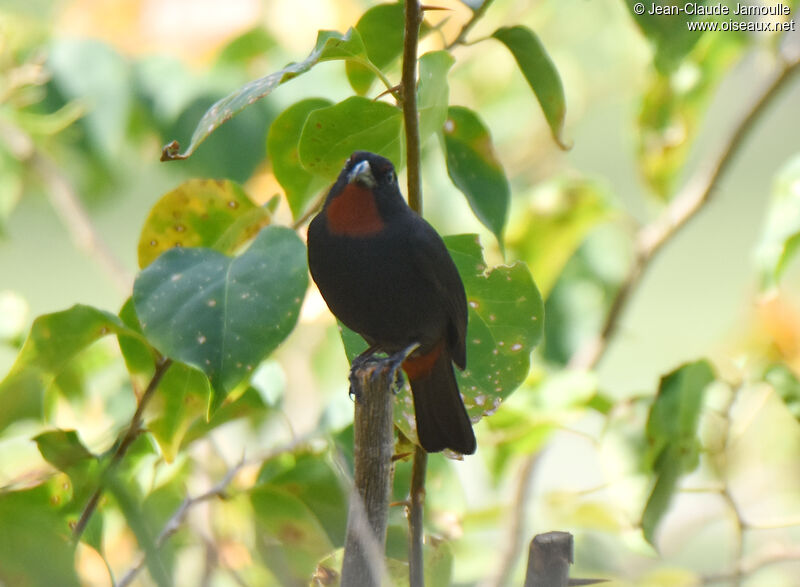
326,184,385,236
402,340,444,381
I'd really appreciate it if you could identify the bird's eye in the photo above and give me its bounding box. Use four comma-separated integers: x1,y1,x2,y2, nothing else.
386,170,396,183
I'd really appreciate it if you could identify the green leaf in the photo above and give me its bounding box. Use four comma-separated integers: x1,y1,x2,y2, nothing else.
637,33,744,198
299,96,404,179
164,28,369,159
756,153,800,291
346,2,406,95
623,0,703,73
251,485,334,584
137,178,271,269
257,449,348,546
492,26,568,148
506,178,614,297
417,51,454,145
642,359,715,545
0,484,80,587
268,98,333,219
133,226,308,413
215,27,276,66
34,429,94,473
443,106,509,248
0,305,146,432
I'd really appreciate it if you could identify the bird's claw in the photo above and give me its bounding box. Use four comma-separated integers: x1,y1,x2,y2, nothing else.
348,343,419,400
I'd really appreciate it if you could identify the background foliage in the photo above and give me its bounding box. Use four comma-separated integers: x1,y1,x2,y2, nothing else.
2,0,800,585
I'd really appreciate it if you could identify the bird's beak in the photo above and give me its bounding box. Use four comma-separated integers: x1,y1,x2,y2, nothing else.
347,160,377,188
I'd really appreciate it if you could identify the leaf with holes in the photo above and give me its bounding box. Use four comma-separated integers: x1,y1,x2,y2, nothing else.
268,98,332,219
443,107,510,248
492,26,568,148
0,305,147,433
138,179,270,269
133,226,308,413
163,28,371,160
299,96,404,179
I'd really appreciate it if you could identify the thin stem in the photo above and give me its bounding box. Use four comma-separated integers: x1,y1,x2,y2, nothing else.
116,458,245,587
408,445,428,587
73,357,173,541
402,0,423,214
446,0,496,50
0,119,132,294
569,55,800,371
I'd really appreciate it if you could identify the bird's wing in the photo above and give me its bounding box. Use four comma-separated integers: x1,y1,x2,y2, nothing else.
407,218,468,369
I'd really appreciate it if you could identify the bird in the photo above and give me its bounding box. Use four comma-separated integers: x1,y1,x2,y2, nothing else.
307,151,476,455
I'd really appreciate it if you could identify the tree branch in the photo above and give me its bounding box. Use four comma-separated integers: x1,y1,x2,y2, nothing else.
73,357,173,541
0,119,133,295
493,51,800,585
116,458,246,587
340,363,398,587
402,0,424,215
569,55,800,371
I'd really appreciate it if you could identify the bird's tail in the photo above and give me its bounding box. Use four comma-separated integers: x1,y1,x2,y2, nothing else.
404,345,476,455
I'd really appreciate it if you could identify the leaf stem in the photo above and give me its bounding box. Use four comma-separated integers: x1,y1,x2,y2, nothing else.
73,357,173,541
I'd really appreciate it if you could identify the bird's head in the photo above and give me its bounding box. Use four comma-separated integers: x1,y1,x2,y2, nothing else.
322,152,405,236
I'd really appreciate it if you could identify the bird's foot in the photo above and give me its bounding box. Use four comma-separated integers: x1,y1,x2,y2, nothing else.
348,343,420,400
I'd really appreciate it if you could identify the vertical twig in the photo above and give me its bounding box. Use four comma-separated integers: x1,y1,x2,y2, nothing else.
73,357,172,541
408,445,428,587
341,367,396,586
401,1,429,585
402,0,423,215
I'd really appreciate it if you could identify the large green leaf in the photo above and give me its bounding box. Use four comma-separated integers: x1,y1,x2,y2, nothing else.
0,484,80,587
133,226,308,413
137,178,270,268
0,305,147,432
642,359,715,545
491,26,568,149
506,178,614,297
443,106,509,248
346,2,406,95
417,51,454,145
299,96,404,179
163,28,371,160
756,154,800,291
268,98,333,219
251,485,334,584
